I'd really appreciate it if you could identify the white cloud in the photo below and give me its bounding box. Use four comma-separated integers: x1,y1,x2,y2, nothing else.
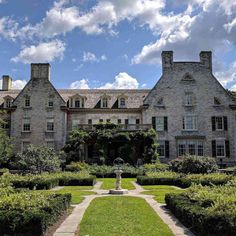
11,40,65,64
82,52,107,63
99,72,139,89
70,79,90,89
0,79,27,89
83,52,99,63
12,80,27,89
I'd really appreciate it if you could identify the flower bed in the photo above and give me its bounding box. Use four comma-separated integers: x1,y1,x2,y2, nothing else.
165,184,236,236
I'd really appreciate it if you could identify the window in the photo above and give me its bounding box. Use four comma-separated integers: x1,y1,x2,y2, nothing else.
88,119,92,125
101,98,108,108
72,120,80,129
25,97,30,107
212,116,227,131
216,140,225,157
183,116,197,130
136,119,140,124
185,93,194,106
125,119,129,125
22,141,30,151
157,141,165,157
22,119,30,131
48,100,54,107
117,119,121,124
119,98,126,108
47,141,54,149
215,117,223,130
99,119,103,123
178,140,204,156
156,117,164,131
106,119,111,123
157,98,163,106
5,99,11,108
47,119,54,131
75,100,81,108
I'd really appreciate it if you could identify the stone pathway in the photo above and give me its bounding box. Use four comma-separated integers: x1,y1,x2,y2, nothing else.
53,180,194,236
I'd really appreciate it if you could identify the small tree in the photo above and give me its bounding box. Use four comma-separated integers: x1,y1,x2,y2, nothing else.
0,116,13,168
15,145,61,174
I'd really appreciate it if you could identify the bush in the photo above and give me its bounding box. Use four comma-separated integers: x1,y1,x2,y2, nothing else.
0,192,71,236
10,171,96,190
165,185,236,236
170,155,218,174
65,162,89,172
14,145,61,174
137,172,233,188
143,163,169,172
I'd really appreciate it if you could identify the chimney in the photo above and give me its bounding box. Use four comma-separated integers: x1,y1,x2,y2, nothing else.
161,51,173,72
31,63,50,81
2,75,12,90
200,51,212,71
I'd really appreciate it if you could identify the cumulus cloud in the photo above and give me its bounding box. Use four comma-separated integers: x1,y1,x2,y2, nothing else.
12,80,27,89
70,79,90,89
0,79,27,89
99,72,139,89
11,40,65,64
82,52,107,63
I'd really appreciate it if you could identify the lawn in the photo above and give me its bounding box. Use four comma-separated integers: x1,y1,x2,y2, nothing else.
98,178,135,190
51,186,96,204
141,185,184,204
79,196,173,236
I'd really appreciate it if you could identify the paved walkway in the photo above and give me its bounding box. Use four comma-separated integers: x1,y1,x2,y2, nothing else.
53,181,194,236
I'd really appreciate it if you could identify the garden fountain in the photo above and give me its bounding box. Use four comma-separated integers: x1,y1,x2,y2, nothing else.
109,157,128,194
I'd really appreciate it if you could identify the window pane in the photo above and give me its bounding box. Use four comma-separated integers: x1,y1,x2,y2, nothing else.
197,141,204,156
216,140,225,157
157,141,165,157
156,117,164,131
215,117,223,130
188,142,196,155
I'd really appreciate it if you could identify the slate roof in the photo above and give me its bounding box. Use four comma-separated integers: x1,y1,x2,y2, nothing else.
0,89,150,108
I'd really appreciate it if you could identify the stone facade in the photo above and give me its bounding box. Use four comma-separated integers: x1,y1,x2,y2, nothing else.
0,51,236,166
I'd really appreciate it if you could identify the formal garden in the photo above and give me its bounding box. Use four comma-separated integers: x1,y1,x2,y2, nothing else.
0,120,236,235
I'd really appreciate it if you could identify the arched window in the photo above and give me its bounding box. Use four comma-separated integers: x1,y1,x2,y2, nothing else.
119,97,126,108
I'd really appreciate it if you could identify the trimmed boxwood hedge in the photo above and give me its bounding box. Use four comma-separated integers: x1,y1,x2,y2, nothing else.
137,172,233,188
0,193,71,236
165,193,236,236
10,172,96,190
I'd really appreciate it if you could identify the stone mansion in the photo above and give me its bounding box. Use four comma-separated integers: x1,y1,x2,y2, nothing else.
0,51,236,166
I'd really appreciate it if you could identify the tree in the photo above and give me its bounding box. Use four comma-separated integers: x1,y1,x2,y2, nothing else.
15,145,61,174
0,115,13,168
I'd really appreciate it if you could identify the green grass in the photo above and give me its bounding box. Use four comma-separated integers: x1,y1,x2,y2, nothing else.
52,186,96,204
79,196,173,236
98,178,135,190
141,185,184,204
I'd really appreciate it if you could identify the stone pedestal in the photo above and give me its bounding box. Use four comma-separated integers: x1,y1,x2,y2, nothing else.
109,169,128,195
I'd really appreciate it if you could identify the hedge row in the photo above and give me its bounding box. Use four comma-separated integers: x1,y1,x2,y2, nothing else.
165,192,236,236
0,192,71,236
11,172,96,190
137,172,233,187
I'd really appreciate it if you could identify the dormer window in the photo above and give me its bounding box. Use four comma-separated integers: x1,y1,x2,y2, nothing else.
25,96,30,107
5,99,11,108
74,98,85,108
101,97,108,108
3,96,13,108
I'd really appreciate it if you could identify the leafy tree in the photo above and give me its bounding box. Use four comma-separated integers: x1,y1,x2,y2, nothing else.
15,145,61,174
0,115,13,168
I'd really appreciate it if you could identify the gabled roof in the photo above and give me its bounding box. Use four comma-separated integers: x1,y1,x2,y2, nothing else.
0,88,150,108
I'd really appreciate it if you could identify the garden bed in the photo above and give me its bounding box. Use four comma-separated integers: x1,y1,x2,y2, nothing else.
165,184,236,236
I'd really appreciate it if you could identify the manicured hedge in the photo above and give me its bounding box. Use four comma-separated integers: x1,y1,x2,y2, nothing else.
0,192,71,236
10,171,96,190
137,172,233,188
165,187,236,236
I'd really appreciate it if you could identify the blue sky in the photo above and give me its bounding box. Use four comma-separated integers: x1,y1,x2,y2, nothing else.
0,0,236,90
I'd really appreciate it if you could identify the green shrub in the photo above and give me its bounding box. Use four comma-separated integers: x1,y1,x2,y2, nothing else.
143,163,169,172
65,161,89,172
165,185,236,236
0,192,71,236
170,155,218,174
